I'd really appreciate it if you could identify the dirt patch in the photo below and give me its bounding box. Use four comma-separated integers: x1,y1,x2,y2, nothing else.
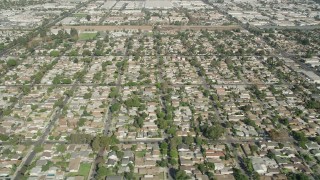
158,25,241,31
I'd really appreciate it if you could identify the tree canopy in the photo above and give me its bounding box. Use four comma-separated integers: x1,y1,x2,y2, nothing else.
200,123,225,141
7,59,17,68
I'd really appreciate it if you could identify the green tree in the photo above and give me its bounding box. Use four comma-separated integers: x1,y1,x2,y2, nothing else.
197,163,207,174
124,171,135,180
49,50,60,57
174,169,190,180
41,161,53,172
96,165,108,179
86,14,91,21
124,96,141,108
9,97,18,103
54,98,64,108
57,144,66,153
233,168,248,180
84,92,92,99
70,28,78,40
287,172,309,180
133,116,144,128
160,142,168,155
7,59,17,68
156,159,168,167
64,90,74,97
169,158,177,165
94,49,103,56
243,158,254,175
39,28,47,38
267,151,276,159
102,61,112,71
253,172,260,180
0,43,5,51
156,118,168,129
315,136,320,144
91,137,100,152
82,50,91,56
68,133,94,144
108,87,119,98
20,85,31,95
34,145,44,153
78,118,86,127
69,50,78,56
183,135,194,146
195,136,203,146
100,136,110,148
61,78,71,84
131,145,137,151
292,131,308,148
306,99,320,109
110,102,120,113
0,134,9,141
200,123,225,141
169,148,178,159
205,161,215,170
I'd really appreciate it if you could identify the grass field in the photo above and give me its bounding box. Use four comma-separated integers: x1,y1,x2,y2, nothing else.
135,150,147,158
79,32,97,40
68,163,91,179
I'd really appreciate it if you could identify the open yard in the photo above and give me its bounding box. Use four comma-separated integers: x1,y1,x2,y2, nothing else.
135,150,147,158
79,32,97,40
72,13,87,18
68,163,91,179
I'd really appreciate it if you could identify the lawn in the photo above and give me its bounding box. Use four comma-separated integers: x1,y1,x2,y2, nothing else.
68,163,91,179
73,13,87,18
135,150,147,158
79,32,97,40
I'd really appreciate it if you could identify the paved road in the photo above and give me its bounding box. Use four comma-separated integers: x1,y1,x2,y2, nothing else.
6,2,318,179
226,136,246,175
3,134,294,146
194,63,223,122
89,59,124,179
14,106,68,179
14,60,89,179
98,0,118,25
11,145,34,178
90,35,129,180
259,25,320,30
0,82,292,88
103,65,123,136
212,1,320,84
218,135,294,144
119,138,165,144
90,147,105,180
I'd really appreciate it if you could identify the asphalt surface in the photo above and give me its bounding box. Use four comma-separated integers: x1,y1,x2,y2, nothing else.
14,61,89,179
89,34,129,180
14,101,70,179
5,2,320,180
